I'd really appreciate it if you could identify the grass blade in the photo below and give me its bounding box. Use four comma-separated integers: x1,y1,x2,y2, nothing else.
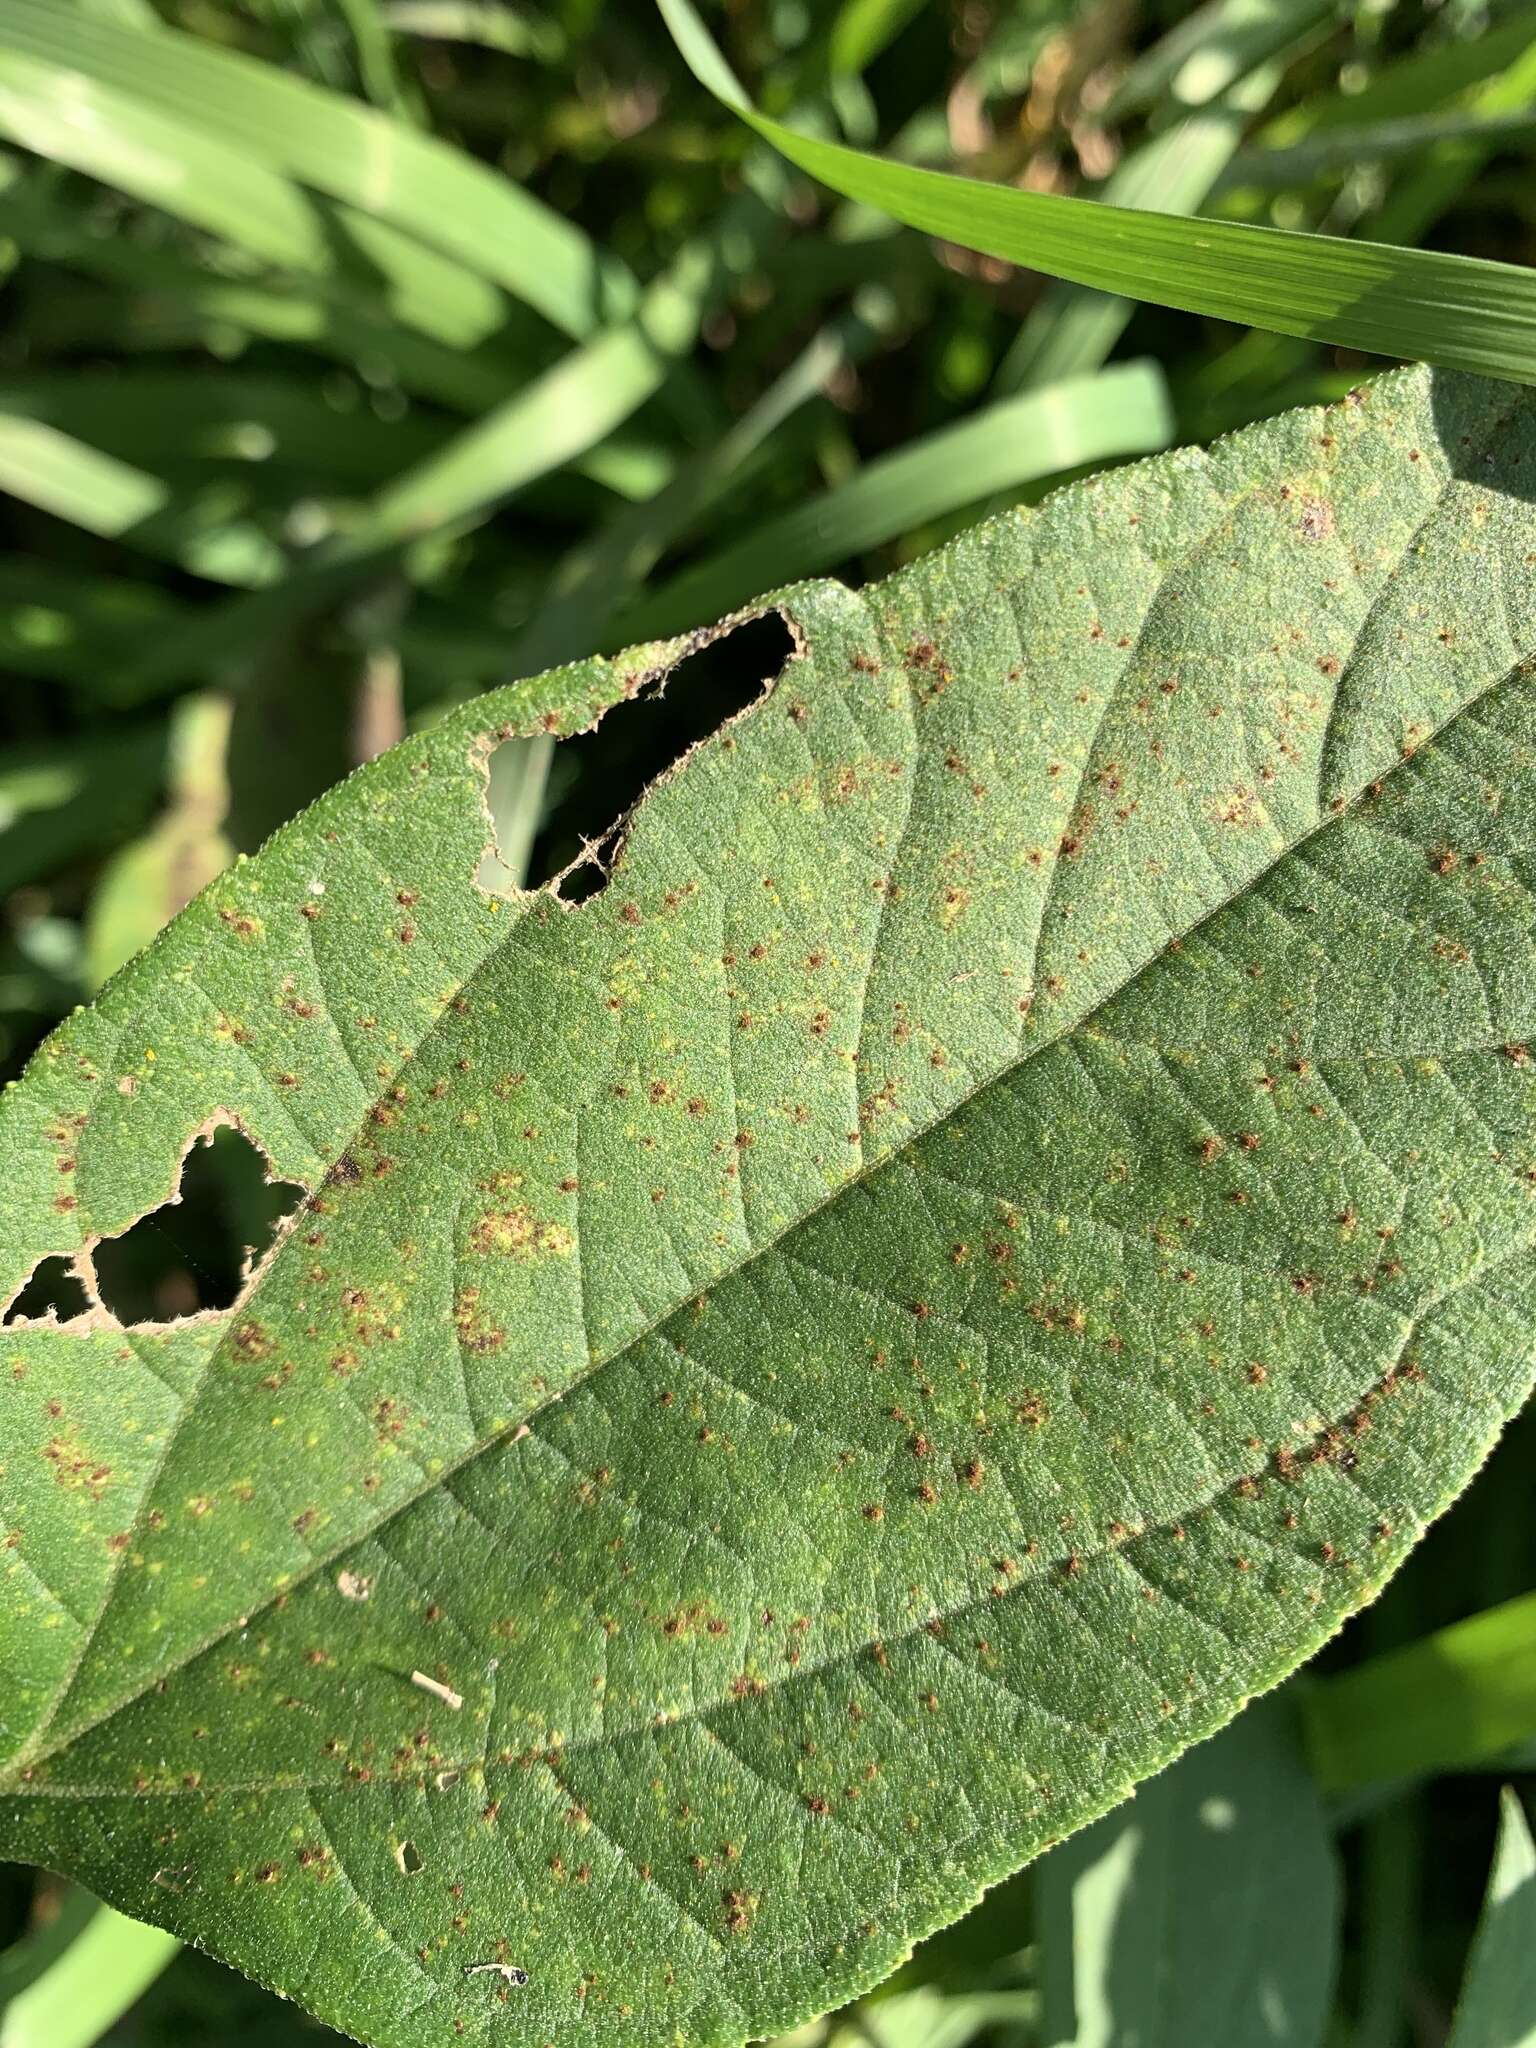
1036,1702,1338,2047
657,0,1536,384
998,90,1274,393
101,182,783,694
0,1892,179,2048
1303,1591,1536,1792
0,51,523,354
381,0,564,60
0,155,539,400
335,0,404,111
0,0,632,338
0,727,166,897
507,296,896,675
1105,0,1328,121
828,0,927,78
1219,110,1536,191
0,372,449,485
615,360,1173,641
0,414,284,584
1447,1790,1536,2048
83,693,234,989
0,560,184,693
1296,2,1536,135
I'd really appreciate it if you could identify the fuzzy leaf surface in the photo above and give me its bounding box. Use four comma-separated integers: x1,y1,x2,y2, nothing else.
4,367,1536,2048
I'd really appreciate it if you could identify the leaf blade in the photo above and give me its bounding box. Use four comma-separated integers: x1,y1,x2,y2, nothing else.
3,366,1536,2048
1448,1790,1536,2048
0,1895,179,2048
0,0,631,340
1036,1702,1339,2047
655,0,1536,385
1304,1591,1536,1790
614,361,1175,641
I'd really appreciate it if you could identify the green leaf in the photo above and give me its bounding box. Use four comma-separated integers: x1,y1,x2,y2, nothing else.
95,179,783,699
615,361,1175,643
827,0,927,79
0,413,286,585
508,297,901,679
1304,1591,1536,1790
334,0,404,113
997,0,1320,401
0,561,184,697
83,694,235,992
1285,4,1536,137
0,1888,179,2048
0,0,631,341
655,0,1536,385
3,367,1536,2048
0,727,167,898
358,184,781,543
0,45,521,358
1447,1790,1536,2048
996,102,1271,397
1219,111,1536,195
842,1985,1037,2048
0,152,538,407
381,0,565,62
1036,1701,1338,2046
1102,0,1329,122
0,373,452,489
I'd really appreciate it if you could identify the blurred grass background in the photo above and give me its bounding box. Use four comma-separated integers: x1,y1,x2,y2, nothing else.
2,0,1536,2041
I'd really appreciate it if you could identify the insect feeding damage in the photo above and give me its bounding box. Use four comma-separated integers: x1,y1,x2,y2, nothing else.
6,369,1535,2048
6,606,801,1342
474,607,800,906
3,1116,305,1335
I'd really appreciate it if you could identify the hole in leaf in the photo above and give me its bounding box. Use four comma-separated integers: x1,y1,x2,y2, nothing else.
3,1254,89,1326
515,610,795,902
394,1840,424,1876
94,1126,305,1325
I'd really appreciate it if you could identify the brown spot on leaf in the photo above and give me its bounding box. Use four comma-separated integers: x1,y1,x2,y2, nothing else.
468,1208,574,1260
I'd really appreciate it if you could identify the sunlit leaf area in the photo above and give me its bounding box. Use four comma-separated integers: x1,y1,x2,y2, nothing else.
2,4,1535,2047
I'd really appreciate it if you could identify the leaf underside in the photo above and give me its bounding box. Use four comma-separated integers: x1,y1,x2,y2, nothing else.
3,366,1536,2048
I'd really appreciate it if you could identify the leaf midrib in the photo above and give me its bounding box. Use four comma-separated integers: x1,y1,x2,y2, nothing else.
9,637,1521,1791
14,1228,1525,1808
15,377,1522,1782
0,1339,1421,1800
